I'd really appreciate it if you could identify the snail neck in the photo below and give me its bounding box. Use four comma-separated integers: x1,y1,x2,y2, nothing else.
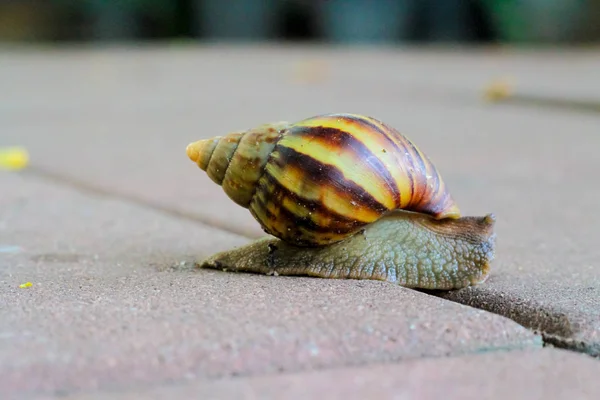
380,209,496,243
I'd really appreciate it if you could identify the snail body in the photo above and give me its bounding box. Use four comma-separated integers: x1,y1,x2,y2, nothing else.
187,113,460,247
186,113,496,290
200,211,496,290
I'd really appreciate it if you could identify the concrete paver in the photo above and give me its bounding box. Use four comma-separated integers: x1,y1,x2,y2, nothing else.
438,274,600,355
0,172,540,399
64,348,600,400
432,110,600,355
2,45,598,355
2,46,599,237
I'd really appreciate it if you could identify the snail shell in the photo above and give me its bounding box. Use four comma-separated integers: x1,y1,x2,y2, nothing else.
186,113,460,247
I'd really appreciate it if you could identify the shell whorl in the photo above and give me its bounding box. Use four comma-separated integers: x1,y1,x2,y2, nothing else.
187,113,460,246
186,121,289,208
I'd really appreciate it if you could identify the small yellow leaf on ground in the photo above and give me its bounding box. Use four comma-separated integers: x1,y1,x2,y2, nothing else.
19,282,33,288
0,147,29,170
483,78,515,102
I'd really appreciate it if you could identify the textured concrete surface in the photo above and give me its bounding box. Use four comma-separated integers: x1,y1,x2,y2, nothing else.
0,173,539,399
437,267,600,356
3,45,599,236
64,349,600,400
2,45,600,398
2,45,598,355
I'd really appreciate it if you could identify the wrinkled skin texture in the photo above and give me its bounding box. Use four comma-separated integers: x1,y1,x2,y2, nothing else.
199,211,496,290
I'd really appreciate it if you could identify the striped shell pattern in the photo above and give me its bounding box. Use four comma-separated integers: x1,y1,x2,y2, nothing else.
186,113,460,247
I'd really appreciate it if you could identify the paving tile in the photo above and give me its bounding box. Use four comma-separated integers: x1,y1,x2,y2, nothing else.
0,172,540,399
65,349,600,400
1,46,599,237
1,46,599,356
437,262,600,356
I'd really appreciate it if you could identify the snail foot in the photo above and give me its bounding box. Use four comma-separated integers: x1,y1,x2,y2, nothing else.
197,211,496,291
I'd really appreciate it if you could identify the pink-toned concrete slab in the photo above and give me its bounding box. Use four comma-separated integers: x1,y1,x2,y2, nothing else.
65,349,600,400
2,45,599,237
0,172,539,399
2,46,599,355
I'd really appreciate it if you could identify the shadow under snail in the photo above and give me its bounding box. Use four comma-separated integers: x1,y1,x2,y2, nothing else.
186,113,496,290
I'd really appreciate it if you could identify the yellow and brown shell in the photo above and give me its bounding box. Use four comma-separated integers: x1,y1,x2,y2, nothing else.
186,113,460,247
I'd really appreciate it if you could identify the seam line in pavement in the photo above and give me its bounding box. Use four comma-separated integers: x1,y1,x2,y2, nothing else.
428,291,600,358
541,332,600,359
21,166,259,241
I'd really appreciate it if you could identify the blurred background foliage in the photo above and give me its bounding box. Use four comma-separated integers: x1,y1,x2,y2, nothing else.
0,0,599,45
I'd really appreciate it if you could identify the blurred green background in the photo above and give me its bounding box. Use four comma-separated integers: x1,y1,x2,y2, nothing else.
1,0,599,45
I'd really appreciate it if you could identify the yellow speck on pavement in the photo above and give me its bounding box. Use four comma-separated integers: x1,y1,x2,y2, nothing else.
0,147,29,171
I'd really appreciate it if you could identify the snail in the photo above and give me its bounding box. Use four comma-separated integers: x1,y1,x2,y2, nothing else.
186,113,496,290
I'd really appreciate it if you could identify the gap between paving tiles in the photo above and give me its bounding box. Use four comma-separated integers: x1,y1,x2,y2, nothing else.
542,332,598,358
20,166,260,241
18,165,596,361
425,288,600,360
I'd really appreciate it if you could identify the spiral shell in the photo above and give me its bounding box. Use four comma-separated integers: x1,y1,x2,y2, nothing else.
186,113,460,247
